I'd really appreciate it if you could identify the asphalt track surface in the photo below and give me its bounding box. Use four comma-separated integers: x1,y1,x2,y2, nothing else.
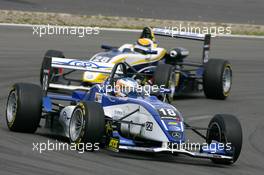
0,26,264,175
0,0,264,24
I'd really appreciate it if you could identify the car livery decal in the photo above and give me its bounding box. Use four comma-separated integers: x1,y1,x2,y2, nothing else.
52,60,111,69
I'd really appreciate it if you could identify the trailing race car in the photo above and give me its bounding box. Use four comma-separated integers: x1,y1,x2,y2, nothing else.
40,27,232,100
7,60,242,165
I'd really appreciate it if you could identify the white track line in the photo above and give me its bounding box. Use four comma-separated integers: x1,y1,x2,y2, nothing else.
0,23,264,39
100,27,140,33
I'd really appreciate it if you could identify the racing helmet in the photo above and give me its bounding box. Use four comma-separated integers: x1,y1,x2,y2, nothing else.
140,27,156,42
115,77,138,97
134,38,154,54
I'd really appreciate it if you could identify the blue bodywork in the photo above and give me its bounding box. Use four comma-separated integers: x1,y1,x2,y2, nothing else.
42,79,231,157
43,82,186,145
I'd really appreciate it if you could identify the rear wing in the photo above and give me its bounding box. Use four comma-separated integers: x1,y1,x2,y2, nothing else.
152,28,211,63
41,57,122,94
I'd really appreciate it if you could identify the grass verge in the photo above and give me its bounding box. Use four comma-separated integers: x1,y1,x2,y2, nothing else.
1,10,264,36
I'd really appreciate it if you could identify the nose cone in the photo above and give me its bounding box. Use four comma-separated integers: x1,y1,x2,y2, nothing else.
163,120,185,142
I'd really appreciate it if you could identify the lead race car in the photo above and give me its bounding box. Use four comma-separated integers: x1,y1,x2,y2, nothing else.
40,27,232,100
6,59,242,164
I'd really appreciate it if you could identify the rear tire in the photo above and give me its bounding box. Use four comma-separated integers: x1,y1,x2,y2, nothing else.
40,50,65,84
69,102,105,151
203,59,232,99
6,83,42,133
206,114,242,164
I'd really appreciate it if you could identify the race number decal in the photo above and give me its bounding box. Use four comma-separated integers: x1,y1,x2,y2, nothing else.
145,122,153,131
108,138,119,152
159,108,176,116
91,56,111,63
158,108,178,119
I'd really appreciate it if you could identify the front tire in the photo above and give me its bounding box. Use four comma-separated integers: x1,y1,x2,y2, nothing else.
206,114,242,164
203,59,232,99
6,83,42,133
69,102,105,150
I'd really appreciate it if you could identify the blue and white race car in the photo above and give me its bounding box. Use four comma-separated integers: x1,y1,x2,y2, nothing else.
6,59,242,165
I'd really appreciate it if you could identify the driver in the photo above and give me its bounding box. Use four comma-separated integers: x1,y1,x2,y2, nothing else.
134,38,154,54
133,26,157,54
115,77,138,97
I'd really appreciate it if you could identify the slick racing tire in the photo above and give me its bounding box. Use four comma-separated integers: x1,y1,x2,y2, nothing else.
206,114,242,165
69,102,105,151
40,50,65,84
203,59,232,99
6,83,42,133
154,64,176,95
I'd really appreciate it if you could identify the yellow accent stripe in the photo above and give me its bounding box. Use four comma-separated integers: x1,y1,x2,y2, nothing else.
112,56,127,64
